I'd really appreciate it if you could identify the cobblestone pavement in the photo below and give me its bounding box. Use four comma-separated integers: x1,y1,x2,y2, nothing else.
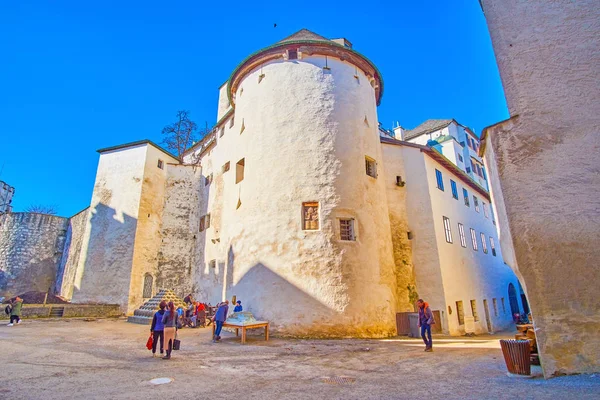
1,318,598,400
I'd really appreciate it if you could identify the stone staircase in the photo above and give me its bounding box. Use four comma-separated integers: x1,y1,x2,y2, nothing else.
126,289,186,325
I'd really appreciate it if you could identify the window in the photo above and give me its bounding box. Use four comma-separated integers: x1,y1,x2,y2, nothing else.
490,237,497,256
471,138,476,149
473,196,480,212
205,174,212,186
157,159,164,169
450,180,458,199
456,301,465,325
435,169,444,191
199,216,205,232
365,157,377,178
466,167,471,173
443,216,453,243
477,164,483,177
230,117,234,128
483,203,489,218
481,233,488,253
493,298,498,317
236,158,245,183
501,298,506,314
220,127,225,137
471,300,479,322
302,202,319,230
458,223,467,247
470,228,478,250
206,213,211,229
471,160,476,173
463,188,470,206
143,274,153,298
482,168,487,180
209,259,216,269
458,154,463,162
339,219,356,241
222,161,230,173
288,49,298,60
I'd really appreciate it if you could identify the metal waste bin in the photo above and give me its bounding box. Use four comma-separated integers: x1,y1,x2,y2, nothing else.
408,313,420,338
500,339,531,375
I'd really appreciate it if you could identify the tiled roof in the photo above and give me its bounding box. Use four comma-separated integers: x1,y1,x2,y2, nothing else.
404,119,454,141
277,29,331,44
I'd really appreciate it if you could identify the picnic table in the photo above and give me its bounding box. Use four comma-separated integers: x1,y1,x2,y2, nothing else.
213,320,270,344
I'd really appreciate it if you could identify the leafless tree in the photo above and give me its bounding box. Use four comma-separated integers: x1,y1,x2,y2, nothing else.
25,204,58,215
161,110,199,161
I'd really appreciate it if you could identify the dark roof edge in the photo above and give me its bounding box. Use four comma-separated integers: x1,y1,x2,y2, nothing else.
97,140,179,161
381,137,491,201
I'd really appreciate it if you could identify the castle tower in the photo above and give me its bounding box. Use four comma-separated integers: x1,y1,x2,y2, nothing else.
191,30,403,337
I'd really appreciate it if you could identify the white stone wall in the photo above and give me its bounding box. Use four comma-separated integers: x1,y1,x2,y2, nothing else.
55,207,90,299
72,145,148,310
187,55,402,336
481,0,600,376
0,213,68,298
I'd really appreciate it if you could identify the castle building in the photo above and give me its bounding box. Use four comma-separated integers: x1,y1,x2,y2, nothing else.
0,29,522,337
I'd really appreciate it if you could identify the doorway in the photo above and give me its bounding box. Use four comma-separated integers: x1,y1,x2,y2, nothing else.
508,283,520,317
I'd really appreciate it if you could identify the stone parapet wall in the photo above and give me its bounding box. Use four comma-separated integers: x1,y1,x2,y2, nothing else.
0,213,68,298
0,304,122,319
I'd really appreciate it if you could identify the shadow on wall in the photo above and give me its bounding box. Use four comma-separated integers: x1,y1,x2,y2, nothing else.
71,203,137,308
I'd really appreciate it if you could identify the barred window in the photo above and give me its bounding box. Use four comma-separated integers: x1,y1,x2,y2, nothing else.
365,157,377,178
339,218,355,241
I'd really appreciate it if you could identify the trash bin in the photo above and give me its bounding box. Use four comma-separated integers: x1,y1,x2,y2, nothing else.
408,313,420,338
500,339,531,375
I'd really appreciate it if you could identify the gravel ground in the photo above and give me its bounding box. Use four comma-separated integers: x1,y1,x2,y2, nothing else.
0,318,598,400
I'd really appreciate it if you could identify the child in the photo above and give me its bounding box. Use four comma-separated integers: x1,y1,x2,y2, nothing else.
7,296,23,326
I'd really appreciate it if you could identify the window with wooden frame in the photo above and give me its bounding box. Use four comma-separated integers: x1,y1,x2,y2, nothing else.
222,161,230,173
470,299,479,322
339,218,356,241
470,228,478,250
365,157,377,178
302,202,319,230
456,301,465,325
443,216,453,243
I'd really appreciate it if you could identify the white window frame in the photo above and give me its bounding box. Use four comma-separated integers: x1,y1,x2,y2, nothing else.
443,216,453,243
473,196,480,212
490,237,497,256
339,218,356,241
470,228,478,250
458,223,467,247
481,233,488,253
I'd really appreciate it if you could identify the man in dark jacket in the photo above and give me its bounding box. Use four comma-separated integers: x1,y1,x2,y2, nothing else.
417,299,435,352
212,300,229,342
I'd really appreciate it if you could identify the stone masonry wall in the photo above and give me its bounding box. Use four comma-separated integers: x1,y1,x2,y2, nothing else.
55,208,90,299
0,213,68,298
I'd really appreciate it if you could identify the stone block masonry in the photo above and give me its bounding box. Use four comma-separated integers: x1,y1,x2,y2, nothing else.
0,213,68,298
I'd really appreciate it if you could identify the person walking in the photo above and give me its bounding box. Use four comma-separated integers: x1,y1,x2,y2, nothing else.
161,301,178,360
150,301,167,357
7,296,23,326
212,300,229,342
417,299,435,352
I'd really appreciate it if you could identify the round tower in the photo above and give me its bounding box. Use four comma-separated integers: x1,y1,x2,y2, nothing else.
214,30,399,337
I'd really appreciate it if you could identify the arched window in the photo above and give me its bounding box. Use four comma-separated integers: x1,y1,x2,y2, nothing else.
143,274,153,299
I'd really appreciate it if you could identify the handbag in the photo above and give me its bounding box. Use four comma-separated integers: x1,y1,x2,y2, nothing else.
173,333,181,351
146,334,153,350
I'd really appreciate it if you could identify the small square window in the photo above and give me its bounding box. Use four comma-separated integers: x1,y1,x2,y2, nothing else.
302,202,319,230
209,259,216,269
288,49,298,60
339,218,356,241
157,159,164,169
223,162,230,173
365,157,377,178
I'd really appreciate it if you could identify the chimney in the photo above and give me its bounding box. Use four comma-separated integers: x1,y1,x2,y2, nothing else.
331,38,352,49
393,125,406,141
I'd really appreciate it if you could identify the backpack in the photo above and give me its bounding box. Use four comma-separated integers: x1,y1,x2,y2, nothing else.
4,305,12,315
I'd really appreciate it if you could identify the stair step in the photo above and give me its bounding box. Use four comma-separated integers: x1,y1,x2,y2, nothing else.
49,307,65,318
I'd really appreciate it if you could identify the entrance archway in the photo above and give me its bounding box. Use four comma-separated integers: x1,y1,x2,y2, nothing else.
508,283,520,316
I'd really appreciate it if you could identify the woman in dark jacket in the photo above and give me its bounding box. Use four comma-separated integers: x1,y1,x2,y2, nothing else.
150,301,167,357
161,301,178,360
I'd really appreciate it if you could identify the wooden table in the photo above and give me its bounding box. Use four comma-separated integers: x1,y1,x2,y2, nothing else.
213,320,269,344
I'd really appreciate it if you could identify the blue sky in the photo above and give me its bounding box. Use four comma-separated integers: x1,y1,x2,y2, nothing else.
0,1,508,217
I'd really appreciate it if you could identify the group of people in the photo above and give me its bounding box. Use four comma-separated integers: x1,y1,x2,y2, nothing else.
4,296,23,326
149,295,244,359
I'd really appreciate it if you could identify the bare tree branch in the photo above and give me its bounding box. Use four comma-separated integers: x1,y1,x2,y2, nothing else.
161,110,199,160
25,204,58,215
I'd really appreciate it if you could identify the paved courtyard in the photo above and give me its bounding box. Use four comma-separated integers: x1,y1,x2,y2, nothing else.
1,318,598,399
